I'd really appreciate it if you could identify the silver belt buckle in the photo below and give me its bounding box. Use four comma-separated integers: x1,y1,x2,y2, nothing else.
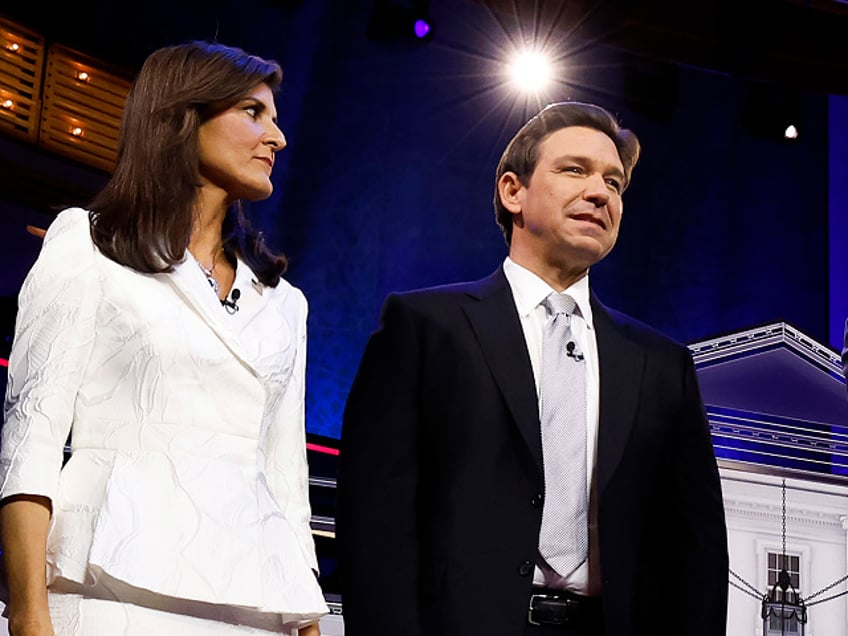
528,593,558,627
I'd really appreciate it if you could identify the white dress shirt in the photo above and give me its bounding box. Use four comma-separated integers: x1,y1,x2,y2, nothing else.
502,257,601,595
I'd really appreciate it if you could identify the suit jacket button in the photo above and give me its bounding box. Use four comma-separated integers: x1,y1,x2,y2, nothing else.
518,561,533,576
531,494,543,508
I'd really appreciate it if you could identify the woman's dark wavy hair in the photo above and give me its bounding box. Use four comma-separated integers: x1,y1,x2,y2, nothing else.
88,41,286,286
493,101,641,246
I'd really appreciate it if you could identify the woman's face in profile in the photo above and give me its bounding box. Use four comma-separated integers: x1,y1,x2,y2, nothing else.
196,82,286,203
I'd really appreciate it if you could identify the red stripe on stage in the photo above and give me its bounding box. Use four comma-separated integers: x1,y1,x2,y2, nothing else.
306,442,340,456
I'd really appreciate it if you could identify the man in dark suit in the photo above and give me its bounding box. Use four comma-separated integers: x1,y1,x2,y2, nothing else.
336,101,728,635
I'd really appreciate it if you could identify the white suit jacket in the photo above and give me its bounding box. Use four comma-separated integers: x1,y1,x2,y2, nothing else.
0,207,328,625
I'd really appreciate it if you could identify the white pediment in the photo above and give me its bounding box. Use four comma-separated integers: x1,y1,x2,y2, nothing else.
689,322,848,481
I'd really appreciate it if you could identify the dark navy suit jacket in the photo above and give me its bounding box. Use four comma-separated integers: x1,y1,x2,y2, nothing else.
337,268,728,635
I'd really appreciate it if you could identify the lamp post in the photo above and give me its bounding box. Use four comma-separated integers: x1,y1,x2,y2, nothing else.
761,479,806,636
762,567,806,636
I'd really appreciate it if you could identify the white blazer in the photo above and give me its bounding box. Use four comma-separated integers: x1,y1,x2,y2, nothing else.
0,207,328,626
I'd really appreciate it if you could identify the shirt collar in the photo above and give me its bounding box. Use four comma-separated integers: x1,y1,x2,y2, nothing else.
503,257,594,329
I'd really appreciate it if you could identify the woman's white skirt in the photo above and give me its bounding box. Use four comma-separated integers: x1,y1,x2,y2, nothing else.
48,577,305,636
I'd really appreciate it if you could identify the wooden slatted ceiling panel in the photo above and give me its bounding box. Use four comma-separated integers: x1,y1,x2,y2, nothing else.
39,44,131,173
0,17,44,141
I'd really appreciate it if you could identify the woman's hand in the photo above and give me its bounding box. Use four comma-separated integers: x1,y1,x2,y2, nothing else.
298,622,320,636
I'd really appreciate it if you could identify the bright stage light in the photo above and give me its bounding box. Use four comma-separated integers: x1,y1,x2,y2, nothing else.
508,50,553,94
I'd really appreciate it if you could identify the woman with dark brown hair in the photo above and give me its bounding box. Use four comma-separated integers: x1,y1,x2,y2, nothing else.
0,41,327,635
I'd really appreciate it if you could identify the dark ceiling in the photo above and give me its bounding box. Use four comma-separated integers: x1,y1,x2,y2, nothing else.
1,0,846,215
478,0,848,96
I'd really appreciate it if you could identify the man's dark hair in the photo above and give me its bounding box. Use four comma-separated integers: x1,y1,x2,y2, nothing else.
494,101,641,245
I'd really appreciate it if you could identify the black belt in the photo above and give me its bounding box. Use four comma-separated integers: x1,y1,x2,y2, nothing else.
528,588,603,629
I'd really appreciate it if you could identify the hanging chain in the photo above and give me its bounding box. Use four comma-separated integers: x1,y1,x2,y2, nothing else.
729,578,765,601
727,476,848,610
788,473,848,607
805,573,848,605
729,569,766,600
781,478,787,561
806,588,848,607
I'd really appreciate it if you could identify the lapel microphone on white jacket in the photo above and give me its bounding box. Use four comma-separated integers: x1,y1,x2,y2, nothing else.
221,288,240,314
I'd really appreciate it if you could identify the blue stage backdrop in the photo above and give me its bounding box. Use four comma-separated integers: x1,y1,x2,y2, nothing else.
0,0,834,440
261,0,830,439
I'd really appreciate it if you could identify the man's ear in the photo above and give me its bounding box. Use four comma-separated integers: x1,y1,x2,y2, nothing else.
497,172,524,214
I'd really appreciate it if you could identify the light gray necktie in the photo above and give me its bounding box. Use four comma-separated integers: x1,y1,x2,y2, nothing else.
538,292,588,578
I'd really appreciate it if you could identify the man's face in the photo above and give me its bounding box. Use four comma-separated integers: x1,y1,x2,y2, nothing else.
508,126,626,275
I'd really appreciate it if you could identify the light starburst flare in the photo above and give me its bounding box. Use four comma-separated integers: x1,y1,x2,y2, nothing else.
508,50,553,94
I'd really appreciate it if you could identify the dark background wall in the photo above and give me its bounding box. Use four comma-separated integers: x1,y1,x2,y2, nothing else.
0,0,843,439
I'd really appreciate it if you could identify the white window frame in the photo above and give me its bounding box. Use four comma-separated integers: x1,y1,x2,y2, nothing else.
755,539,812,636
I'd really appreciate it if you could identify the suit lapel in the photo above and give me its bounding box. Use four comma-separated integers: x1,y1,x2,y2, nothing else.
166,256,262,378
463,269,544,474
592,296,645,498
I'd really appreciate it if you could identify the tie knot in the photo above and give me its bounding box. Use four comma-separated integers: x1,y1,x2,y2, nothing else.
543,293,576,317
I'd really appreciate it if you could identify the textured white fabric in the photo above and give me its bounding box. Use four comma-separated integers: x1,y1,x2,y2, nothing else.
538,292,588,578
0,207,328,628
48,590,298,635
